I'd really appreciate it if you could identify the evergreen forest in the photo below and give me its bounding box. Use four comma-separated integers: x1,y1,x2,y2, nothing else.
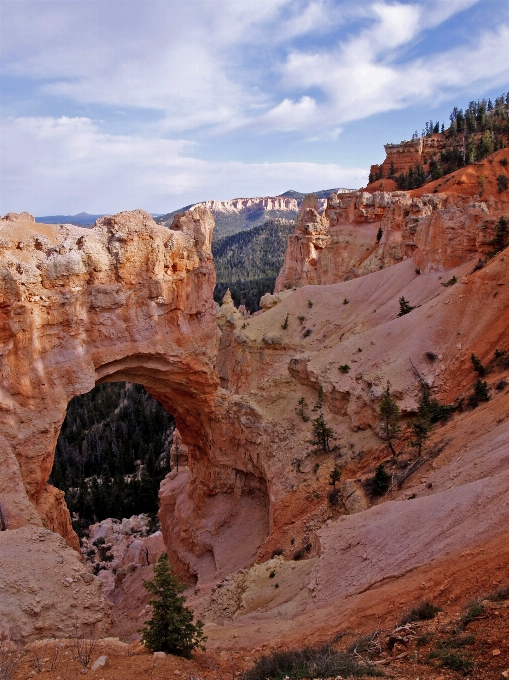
50,382,174,537
212,218,294,312
370,93,509,189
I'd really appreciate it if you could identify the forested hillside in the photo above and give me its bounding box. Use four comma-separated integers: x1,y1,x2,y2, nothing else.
372,93,509,189
50,382,174,536
212,218,294,312
155,206,298,239
211,208,297,239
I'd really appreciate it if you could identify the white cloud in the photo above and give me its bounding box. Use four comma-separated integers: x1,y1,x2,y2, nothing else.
269,0,509,130
1,0,508,215
2,0,499,139
0,116,366,214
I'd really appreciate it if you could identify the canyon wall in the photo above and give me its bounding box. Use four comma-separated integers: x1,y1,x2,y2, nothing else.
275,187,504,291
3,154,509,649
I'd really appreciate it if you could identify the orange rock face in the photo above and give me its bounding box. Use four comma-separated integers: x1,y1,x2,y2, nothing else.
0,208,218,527
370,134,447,180
0,207,270,639
275,185,508,290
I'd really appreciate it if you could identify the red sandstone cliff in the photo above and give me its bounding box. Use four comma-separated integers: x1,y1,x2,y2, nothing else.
2,151,509,653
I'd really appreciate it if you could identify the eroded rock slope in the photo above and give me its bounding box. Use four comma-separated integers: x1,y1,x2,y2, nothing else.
2,155,509,648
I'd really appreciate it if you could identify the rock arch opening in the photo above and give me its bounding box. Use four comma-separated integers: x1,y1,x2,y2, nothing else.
50,381,176,539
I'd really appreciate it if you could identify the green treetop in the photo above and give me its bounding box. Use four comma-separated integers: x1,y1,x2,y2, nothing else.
139,554,206,657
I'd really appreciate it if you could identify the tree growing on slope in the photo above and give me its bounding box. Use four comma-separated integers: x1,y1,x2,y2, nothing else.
139,554,206,657
308,386,337,454
379,382,401,456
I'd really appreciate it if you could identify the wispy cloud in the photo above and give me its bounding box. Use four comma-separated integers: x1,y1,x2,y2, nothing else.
0,116,366,214
2,0,500,136
1,0,508,212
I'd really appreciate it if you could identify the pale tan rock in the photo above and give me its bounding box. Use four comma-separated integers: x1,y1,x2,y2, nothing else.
0,526,109,642
91,655,108,671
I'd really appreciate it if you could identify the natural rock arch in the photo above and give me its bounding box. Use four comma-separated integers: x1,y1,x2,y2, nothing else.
0,209,269,600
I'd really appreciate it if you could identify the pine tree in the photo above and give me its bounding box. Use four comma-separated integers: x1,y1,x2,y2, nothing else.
139,554,206,657
379,382,401,456
370,463,391,497
308,386,337,454
473,378,489,403
410,418,431,457
329,466,341,489
397,296,415,317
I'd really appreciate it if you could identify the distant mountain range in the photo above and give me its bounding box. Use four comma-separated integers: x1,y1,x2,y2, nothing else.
35,188,354,239
154,188,353,239
35,211,163,226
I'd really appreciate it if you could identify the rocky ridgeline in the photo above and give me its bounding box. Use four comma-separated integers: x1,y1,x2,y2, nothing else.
275,183,505,291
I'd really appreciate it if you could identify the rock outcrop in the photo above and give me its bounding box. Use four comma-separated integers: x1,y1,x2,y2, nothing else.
275,186,506,291
0,207,269,640
369,134,447,179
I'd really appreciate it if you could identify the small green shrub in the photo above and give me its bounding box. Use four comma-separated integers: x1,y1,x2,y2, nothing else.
497,174,509,193
376,226,383,243
339,364,351,374
328,487,342,506
397,296,415,317
426,635,474,672
416,632,434,647
442,275,457,287
459,599,484,628
399,600,441,626
295,397,309,422
281,314,289,330
468,378,490,407
500,157,509,167
241,643,383,680
487,583,509,602
470,353,485,375
292,548,306,561
364,464,391,498
297,315,305,325
427,650,473,672
307,300,313,308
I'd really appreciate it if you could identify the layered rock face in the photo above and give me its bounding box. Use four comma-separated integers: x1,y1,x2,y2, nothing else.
0,207,269,640
275,188,505,290
198,196,302,214
3,167,509,651
370,134,446,178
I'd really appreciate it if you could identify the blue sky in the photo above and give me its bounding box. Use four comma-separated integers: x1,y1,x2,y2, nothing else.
1,0,509,215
